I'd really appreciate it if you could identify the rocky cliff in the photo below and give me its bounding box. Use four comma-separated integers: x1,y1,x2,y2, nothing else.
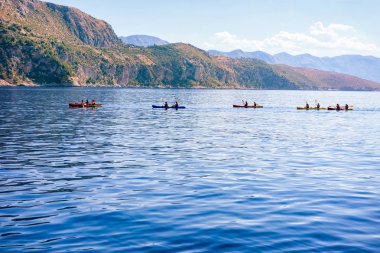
0,0,119,47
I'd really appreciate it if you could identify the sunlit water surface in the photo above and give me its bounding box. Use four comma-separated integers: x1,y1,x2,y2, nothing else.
1,88,380,252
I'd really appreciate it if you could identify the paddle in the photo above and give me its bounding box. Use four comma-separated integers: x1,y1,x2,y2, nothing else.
174,97,180,106
304,100,310,109
161,98,168,107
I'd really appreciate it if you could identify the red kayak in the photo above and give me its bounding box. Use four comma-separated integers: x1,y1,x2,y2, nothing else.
233,105,263,108
69,102,102,108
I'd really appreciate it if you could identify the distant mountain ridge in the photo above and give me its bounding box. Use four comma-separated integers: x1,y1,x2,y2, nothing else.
209,50,380,83
120,35,169,47
272,64,380,91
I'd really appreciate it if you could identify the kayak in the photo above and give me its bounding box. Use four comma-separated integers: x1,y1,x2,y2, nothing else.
69,103,102,108
327,106,353,111
152,105,186,109
297,107,326,110
233,105,263,108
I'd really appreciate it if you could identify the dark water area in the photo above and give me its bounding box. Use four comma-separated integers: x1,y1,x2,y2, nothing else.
0,87,380,252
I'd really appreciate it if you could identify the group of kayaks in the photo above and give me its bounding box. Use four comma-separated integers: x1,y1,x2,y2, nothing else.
233,101,354,111
151,101,264,110
150,104,264,109
297,106,353,111
69,100,353,111
297,104,353,111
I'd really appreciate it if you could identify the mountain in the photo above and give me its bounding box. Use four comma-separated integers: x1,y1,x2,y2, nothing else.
209,50,380,83
120,35,169,47
209,50,275,63
1,0,379,91
273,65,380,91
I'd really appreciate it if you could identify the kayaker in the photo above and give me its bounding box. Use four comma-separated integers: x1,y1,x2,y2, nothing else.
81,100,84,106
244,101,248,108
164,102,169,109
316,103,320,109
86,99,89,105
306,102,310,109
254,101,257,108
92,99,96,105
174,101,179,108
336,104,341,110
345,104,349,110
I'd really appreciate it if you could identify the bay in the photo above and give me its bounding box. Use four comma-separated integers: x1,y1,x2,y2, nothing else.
0,87,380,252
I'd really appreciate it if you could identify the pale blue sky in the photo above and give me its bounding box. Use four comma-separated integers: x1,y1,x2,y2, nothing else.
43,0,380,56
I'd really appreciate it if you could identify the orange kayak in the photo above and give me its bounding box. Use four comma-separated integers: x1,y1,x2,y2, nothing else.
69,103,102,108
233,105,263,108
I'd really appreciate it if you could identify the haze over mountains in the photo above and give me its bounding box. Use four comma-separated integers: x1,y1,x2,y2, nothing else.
209,50,380,83
1,0,379,90
120,35,380,84
117,34,380,84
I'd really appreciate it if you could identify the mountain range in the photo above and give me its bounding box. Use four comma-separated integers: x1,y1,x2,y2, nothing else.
209,50,380,83
120,35,169,47
1,0,379,90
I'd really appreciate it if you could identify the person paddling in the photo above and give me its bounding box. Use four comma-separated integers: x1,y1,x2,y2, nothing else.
316,102,320,109
92,99,96,105
164,101,169,110
174,101,179,109
345,104,349,110
253,101,257,108
336,104,341,110
244,101,248,108
305,102,310,109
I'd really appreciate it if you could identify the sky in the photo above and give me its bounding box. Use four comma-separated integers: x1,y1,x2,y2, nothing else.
43,0,380,57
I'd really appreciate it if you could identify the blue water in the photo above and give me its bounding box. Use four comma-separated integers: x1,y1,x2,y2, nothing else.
1,87,380,252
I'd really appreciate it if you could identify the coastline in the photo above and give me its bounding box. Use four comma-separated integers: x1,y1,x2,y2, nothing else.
1,82,379,91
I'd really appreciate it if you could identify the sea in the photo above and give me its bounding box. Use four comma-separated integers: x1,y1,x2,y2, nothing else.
1,87,380,252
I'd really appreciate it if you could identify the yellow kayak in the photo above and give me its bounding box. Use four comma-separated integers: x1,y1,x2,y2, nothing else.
297,107,326,110
327,106,353,111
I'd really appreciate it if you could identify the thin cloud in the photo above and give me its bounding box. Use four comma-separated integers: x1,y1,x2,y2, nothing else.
206,22,380,56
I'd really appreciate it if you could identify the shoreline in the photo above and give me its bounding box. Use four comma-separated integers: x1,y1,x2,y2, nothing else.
0,83,378,92
1,79,379,92
1,87,378,92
